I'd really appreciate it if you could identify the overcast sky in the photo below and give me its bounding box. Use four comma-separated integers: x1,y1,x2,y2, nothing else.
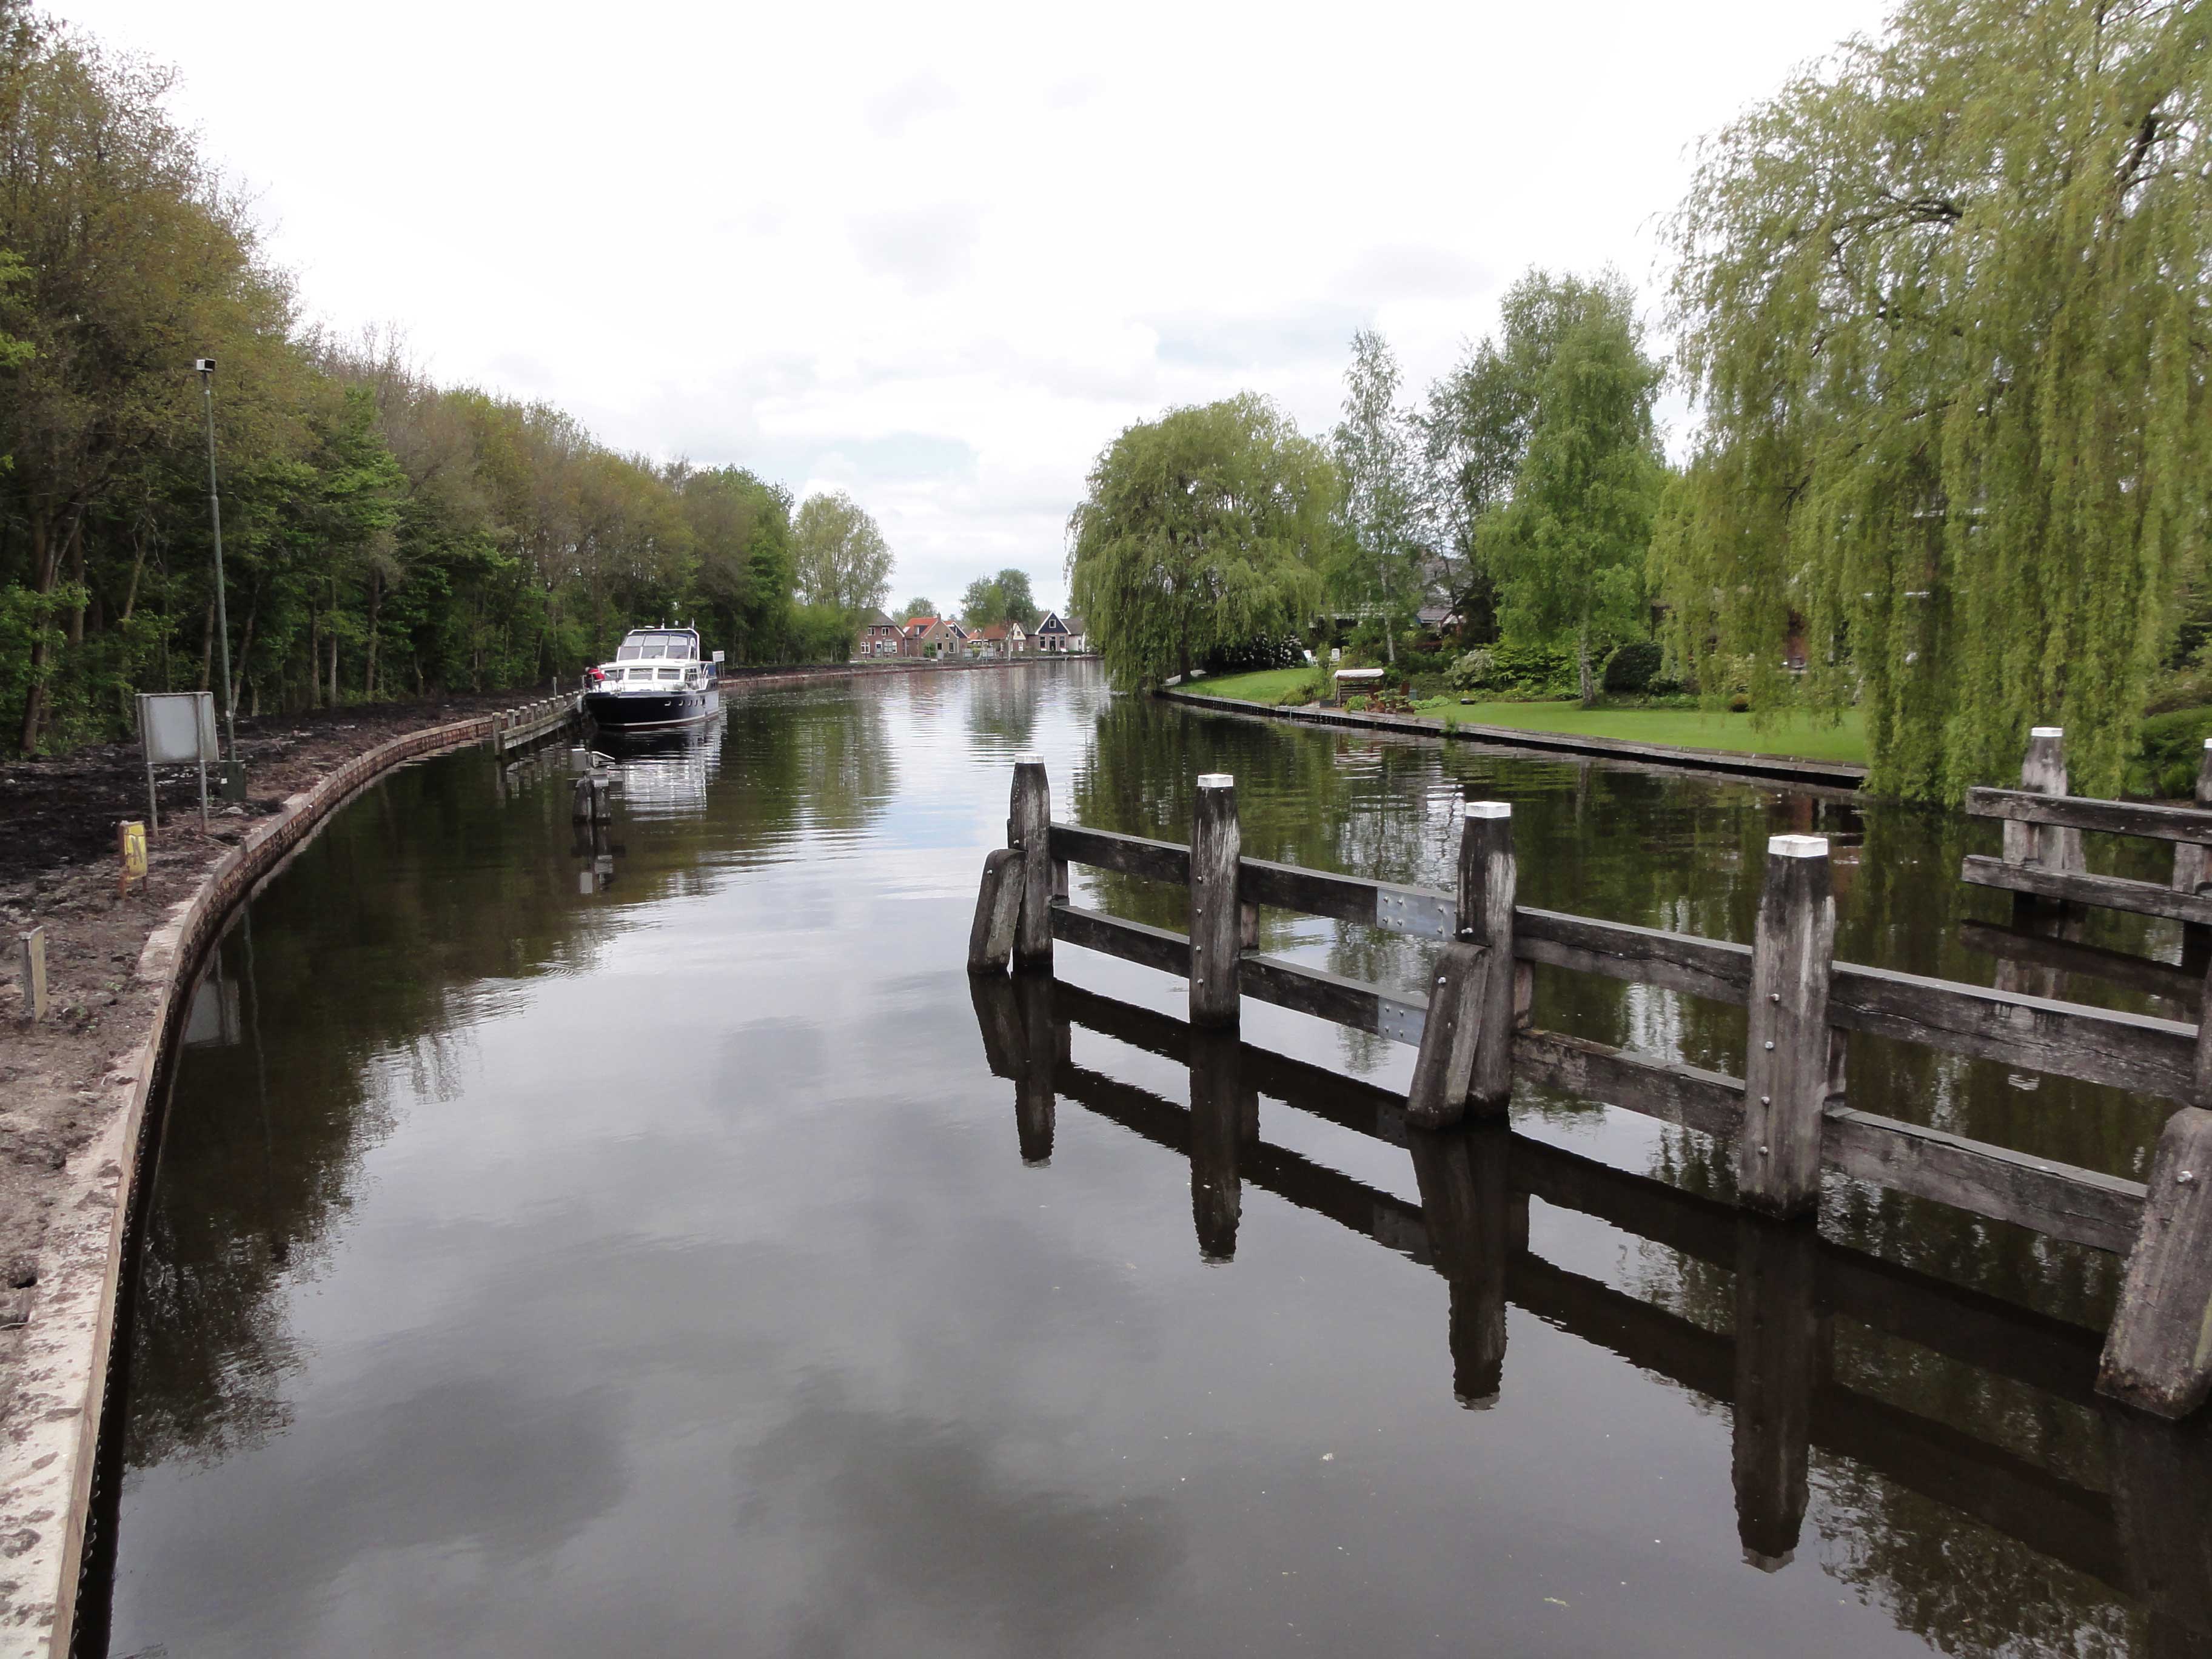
69,0,1891,615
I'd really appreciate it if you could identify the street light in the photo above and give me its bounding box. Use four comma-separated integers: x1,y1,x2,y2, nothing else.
194,357,243,797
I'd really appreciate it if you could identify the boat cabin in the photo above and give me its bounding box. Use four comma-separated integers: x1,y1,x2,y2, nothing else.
597,628,711,691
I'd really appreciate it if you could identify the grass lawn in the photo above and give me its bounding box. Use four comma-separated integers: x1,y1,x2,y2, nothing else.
1181,669,1868,766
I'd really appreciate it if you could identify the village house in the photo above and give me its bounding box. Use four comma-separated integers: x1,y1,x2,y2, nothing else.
1061,615,1088,654
970,620,1028,659
852,610,902,660
1033,612,1070,652
905,615,966,657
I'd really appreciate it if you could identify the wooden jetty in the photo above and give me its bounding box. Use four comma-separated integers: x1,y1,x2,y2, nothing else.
968,971,2212,1628
970,752,2212,1422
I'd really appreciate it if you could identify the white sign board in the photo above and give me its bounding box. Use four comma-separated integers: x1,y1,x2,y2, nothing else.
138,692,218,764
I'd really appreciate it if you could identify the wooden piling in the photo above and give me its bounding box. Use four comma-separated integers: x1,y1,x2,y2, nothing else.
2174,739,2212,965
1731,1218,1820,1569
2108,1411,2212,1652
571,776,594,824
1406,943,1491,1130
16,926,45,1024
968,848,1023,974
1738,835,1837,1218
1189,774,1241,1027
1458,802,1518,1112
2097,1104,2212,1417
1010,755,1053,971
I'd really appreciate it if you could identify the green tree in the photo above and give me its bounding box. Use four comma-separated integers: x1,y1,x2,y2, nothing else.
1067,393,1335,688
1660,0,2212,799
791,491,893,620
1421,338,1527,644
1330,330,1424,664
959,568,1040,631
1479,270,1666,703
897,595,937,621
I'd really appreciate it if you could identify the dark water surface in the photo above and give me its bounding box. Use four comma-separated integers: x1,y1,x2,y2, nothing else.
96,664,2210,1657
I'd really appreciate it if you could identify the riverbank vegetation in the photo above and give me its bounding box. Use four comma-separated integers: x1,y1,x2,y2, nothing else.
0,4,877,757
1069,0,2211,801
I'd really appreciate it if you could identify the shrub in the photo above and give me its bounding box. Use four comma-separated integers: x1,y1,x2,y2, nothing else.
2131,707,2212,797
1447,648,1497,691
1603,639,1664,694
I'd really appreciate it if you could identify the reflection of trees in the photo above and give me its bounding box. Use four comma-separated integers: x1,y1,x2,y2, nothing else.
716,686,896,845
961,670,1042,753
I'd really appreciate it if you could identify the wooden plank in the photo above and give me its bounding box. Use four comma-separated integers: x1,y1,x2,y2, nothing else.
1514,906,1752,1005
1828,959,2197,1102
1968,786,2212,848
967,847,1022,973
1822,1105,2144,1255
1047,821,1189,884
1741,836,1838,1218
1047,902,1191,978
1238,856,1454,937
1238,951,1427,1045
2098,1106,2212,1417
1963,854,2212,927
1190,774,1241,1027
1404,942,1490,1129
1512,1027,1745,1140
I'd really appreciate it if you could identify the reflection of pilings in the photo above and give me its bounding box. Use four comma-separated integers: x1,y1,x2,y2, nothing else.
1188,1031,1255,1261
982,978,2142,1601
1408,1124,1515,1407
1731,1218,1821,1569
971,974,1059,1164
2110,1412,2212,1659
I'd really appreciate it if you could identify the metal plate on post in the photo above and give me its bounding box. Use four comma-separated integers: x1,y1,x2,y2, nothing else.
1376,997,1427,1047
1374,887,1455,941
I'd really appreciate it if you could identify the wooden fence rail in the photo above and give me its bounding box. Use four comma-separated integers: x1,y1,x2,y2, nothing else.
970,756,2212,1420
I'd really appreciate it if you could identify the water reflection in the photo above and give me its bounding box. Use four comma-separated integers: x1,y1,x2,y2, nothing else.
95,666,2211,1658
974,972,2208,1653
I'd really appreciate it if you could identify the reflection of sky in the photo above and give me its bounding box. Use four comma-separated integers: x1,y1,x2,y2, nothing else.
106,666,2100,1658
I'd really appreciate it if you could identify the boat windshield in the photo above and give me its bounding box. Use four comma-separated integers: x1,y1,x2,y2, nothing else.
614,631,694,662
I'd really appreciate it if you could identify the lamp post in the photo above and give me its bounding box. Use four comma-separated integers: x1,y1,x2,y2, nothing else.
194,358,243,795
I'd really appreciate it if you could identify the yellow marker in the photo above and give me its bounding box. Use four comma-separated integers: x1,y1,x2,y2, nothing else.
118,820,147,896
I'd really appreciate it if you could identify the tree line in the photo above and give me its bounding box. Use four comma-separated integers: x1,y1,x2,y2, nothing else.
0,3,895,757
1071,0,2210,800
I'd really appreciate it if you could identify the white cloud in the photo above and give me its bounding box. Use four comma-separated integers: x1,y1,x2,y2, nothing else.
61,0,1891,614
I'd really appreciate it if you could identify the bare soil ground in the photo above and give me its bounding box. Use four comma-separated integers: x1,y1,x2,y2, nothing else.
0,692,532,1424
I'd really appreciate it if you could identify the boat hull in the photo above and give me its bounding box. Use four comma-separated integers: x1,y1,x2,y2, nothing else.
584,687,720,732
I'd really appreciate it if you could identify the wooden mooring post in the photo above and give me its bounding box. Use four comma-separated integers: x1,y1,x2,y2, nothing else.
2006,726,2085,925
1738,835,1838,1218
1731,1218,1822,1569
1407,1122,1515,1407
2174,738,2212,966
1190,774,1241,1027
1190,1030,1257,1259
1011,754,1053,973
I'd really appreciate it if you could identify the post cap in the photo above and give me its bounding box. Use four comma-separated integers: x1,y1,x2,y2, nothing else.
1016,752,1044,766
1769,834,1829,859
1197,773,1233,788
2030,726,2063,739
1463,800,1512,819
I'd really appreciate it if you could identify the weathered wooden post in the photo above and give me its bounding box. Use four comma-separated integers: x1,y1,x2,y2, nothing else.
1738,834,1837,1218
2006,726,2085,927
1406,945,1490,1130
1010,755,1053,972
571,775,594,824
1189,773,1241,1027
2097,1108,2212,1418
15,927,45,1025
967,848,1023,974
1731,1217,1820,1569
1408,1122,1511,1407
2173,739,2212,966
1459,801,1518,1113
1188,1029,1255,1260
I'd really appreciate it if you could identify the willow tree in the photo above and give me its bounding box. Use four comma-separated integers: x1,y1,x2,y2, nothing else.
1067,393,1334,688
1661,0,2212,800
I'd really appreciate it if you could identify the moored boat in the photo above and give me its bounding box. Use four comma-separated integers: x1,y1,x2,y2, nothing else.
584,626,722,733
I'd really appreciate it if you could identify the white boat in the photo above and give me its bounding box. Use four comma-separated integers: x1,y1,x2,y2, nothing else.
584,627,721,733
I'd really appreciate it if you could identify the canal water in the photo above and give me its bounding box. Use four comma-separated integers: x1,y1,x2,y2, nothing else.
92,663,2208,1657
